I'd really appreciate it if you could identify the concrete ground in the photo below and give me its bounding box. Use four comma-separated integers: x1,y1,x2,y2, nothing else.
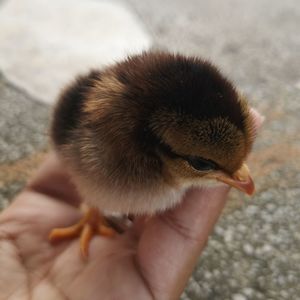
0,0,299,299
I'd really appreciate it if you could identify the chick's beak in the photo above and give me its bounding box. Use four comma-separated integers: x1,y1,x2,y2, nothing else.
215,163,255,195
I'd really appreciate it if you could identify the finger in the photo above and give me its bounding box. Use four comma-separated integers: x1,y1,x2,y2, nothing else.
249,107,265,136
26,152,81,206
137,186,229,299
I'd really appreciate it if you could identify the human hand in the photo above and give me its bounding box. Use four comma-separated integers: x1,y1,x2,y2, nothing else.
0,152,229,300
0,107,263,300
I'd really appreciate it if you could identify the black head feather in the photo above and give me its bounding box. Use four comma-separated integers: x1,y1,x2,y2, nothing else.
114,52,246,132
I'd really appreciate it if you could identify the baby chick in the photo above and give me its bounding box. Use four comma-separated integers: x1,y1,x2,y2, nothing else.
49,51,256,257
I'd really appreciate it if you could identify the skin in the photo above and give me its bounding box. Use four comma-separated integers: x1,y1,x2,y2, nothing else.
0,109,262,300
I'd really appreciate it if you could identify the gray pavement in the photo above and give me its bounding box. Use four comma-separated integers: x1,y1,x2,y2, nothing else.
1,0,300,299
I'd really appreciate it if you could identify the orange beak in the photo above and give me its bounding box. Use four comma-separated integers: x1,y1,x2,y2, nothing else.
213,163,255,195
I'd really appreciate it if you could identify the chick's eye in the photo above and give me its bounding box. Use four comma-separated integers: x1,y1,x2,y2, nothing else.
186,156,217,171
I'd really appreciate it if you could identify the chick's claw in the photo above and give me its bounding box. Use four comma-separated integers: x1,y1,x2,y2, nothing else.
49,206,116,259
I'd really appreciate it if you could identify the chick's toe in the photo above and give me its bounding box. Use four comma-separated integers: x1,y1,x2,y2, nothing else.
48,205,116,259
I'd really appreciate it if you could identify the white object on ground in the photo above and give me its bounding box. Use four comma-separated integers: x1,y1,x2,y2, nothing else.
0,0,151,104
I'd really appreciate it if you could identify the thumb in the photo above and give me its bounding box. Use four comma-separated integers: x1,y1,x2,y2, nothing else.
137,186,229,299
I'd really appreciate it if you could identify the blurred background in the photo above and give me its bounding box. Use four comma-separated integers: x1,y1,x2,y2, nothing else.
0,0,299,299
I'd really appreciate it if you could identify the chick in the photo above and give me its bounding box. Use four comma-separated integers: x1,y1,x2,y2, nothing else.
49,51,256,257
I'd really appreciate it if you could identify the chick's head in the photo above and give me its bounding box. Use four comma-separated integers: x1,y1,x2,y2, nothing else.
111,52,256,194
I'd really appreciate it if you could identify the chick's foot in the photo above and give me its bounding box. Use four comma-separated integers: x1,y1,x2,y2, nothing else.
49,205,116,259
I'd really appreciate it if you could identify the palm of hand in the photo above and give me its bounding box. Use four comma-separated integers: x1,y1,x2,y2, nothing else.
0,190,155,300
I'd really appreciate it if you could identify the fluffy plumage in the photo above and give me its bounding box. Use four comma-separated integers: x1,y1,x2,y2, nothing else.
51,51,255,214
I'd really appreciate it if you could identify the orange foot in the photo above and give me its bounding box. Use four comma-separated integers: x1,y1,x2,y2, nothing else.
49,205,116,259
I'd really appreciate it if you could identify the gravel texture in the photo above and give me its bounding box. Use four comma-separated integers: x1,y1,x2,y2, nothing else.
0,73,49,208
0,74,49,164
0,0,300,299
